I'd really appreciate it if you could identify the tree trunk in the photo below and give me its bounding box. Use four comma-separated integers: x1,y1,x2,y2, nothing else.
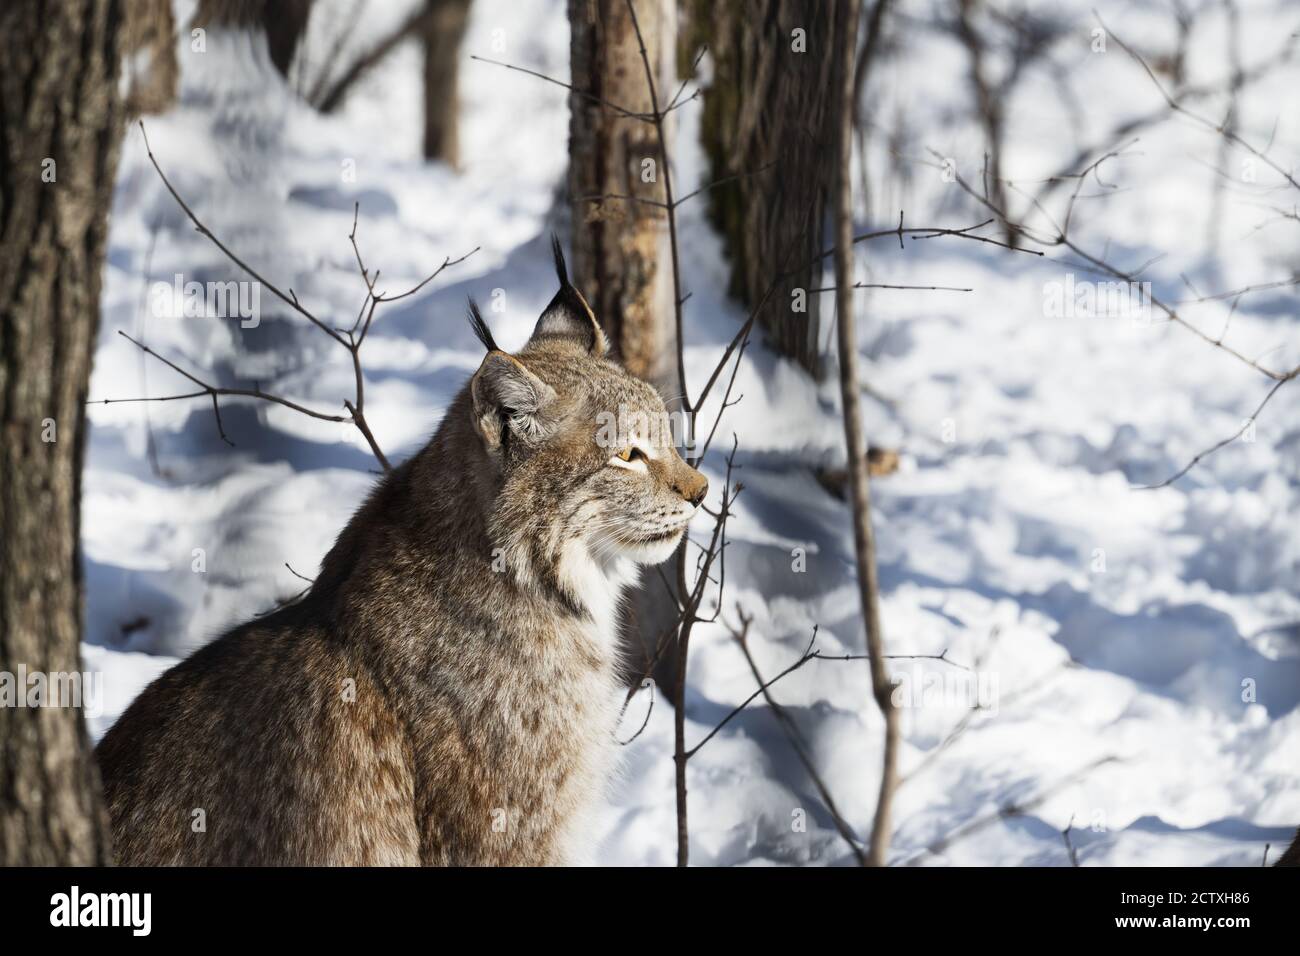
123,0,178,116
262,0,314,77
192,0,313,78
423,0,473,167
568,0,681,691
567,0,677,385
0,0,126,866
684,0,842,377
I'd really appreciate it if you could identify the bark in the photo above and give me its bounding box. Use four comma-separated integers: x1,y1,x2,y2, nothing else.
685,0,841,377
0,0,127,865
568,0,682,708
567,0,677,385
829,0,898,867
123,0,178,116
423,0,473,166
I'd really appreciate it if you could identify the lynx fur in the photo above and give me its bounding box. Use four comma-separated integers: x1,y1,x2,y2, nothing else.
96,239,707,865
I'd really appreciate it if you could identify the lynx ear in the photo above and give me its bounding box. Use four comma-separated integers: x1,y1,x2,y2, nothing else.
470,351,557,451
529,235,608,357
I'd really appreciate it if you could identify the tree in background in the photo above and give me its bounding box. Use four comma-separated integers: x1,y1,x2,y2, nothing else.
567,0,678,385
683,0,846,378
263,0,316,76
123,0,179,116
192,0,315,78
422,0,474,166
565,0,681,688
311,0,473,169
0,0,128,865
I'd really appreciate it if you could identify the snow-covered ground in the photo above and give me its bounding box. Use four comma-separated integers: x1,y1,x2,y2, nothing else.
84,0,1299,865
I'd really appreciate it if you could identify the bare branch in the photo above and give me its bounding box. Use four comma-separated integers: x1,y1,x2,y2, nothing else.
940,150,1295,384
810,282,973,293
469,54,654,122
684,624,961,760
315,6,429,113
1094,10,1300,192
1062,814,1081,867
124,123,475,472
100,332,349,447
1136,373,1296,489
137,121,346,348
899,755,1121,866
829,0,897,868
727,609,867,865
616,679,656,746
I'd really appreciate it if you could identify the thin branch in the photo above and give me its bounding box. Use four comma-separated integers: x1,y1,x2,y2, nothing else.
899,756,1120,866
1062,814,1081,867
100,332,350,446
1027,30,1298,214
574,160,781,213
137,121,346,347
617,679,656,746
1136,373,1295,489
343,398,390,471
810,282,973,293
1094,10,1300,192
830,0,895,868
669,433,742,866
685,628,821,760
690,213,1027,421
942,151,1294,383
469,54,653,122
672,159,780,207
727,610,867,865
128,123,475,472
315,5,428,113
684,631,960,760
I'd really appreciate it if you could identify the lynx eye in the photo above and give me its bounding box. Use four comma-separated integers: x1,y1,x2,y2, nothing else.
612,446,645,465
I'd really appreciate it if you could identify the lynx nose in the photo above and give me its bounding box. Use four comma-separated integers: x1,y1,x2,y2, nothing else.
675,469,708,508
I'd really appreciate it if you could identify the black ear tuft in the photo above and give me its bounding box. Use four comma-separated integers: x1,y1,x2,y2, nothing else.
551,233,569,287
531,234,608,356
467,297,498,353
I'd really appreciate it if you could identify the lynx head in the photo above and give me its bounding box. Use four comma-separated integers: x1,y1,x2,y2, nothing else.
466,238,707,607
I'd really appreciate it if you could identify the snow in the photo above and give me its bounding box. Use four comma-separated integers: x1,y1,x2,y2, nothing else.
84,0,1300,865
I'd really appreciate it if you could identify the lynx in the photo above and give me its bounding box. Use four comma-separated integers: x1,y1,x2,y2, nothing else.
95,239,708,865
